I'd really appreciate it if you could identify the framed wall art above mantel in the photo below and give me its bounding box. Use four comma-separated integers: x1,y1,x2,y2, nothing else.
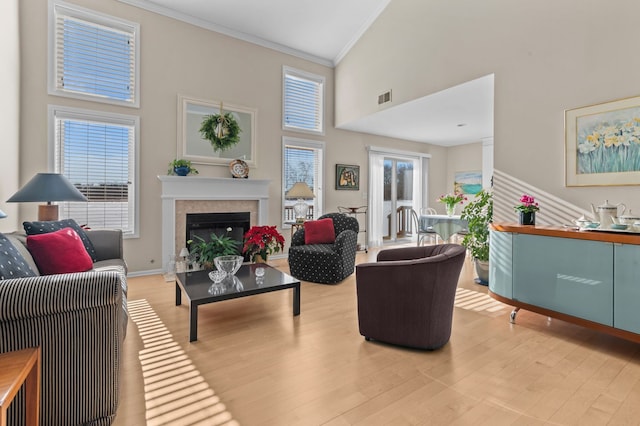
566,94,640,187
177,94,257,167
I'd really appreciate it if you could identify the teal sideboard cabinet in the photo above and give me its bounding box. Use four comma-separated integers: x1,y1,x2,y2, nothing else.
489,224,640,343
614,243,640,334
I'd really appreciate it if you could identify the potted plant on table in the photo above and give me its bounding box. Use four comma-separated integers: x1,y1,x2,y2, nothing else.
460,189,493,285
437,192,467,216
242,225,285,263
514,194,539,225
168,159,198,176
188,227,240,269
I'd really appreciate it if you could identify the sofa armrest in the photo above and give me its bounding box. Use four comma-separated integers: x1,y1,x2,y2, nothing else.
0,271,125,425
85,229,123,262
0,271,123,323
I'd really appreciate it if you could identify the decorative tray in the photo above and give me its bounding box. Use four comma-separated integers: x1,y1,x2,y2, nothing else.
580,226,640,234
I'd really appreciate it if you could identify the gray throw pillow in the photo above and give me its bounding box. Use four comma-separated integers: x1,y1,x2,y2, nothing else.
23,219,97,262
0,233,37,280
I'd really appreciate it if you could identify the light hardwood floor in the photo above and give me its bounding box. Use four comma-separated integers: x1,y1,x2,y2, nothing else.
114,247,640,425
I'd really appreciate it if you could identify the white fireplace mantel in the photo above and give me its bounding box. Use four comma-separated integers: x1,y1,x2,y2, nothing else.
158,175,270,271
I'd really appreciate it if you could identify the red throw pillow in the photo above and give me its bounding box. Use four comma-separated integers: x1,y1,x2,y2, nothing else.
304,218,336,244
27,227,93,275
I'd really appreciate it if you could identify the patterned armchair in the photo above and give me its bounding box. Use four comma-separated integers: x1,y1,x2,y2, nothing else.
288,213,359,284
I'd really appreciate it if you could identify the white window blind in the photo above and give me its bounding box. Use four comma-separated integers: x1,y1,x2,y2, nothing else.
282,137,324,224
49,1,139,107
51,106,138,236
283,67,324,134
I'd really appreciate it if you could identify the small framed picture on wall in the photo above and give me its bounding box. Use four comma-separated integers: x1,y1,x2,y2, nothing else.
336,164,359,190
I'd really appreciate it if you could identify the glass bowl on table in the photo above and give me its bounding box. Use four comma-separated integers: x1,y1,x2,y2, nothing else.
208,270,226,283
213,255,243,276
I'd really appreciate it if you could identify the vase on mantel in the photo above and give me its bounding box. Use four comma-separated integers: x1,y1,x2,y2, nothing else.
446,203,456,217
519,211,535,225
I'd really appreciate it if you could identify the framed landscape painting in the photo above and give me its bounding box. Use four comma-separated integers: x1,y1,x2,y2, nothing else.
566,95,640,186
454,171,482,195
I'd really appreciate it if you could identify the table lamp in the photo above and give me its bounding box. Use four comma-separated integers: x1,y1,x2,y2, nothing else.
285,182,315,222
177,247,190,273
7,173,88,221
0,209,6,219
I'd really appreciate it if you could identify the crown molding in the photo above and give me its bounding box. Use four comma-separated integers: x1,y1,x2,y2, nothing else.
117,0,335,67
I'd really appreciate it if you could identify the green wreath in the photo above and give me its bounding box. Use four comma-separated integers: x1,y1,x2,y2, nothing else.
199,112,241,152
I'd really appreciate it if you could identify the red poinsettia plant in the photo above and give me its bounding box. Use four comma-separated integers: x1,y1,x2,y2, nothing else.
242,225,285,262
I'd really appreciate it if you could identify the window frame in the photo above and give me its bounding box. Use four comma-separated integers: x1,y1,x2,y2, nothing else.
282,66,325,135
48,0,140,108
282,136,325,227
48,104,140,238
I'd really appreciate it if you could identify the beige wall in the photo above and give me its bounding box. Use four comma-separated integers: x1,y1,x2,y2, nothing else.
16,0,452,273
0,0,19,232
336,0,640,217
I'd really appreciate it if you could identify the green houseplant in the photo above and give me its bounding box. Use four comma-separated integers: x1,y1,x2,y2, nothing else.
188,227,240,269
460,189,493,284
168,159,198,176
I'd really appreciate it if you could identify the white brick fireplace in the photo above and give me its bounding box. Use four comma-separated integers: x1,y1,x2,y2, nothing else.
158,175,270,272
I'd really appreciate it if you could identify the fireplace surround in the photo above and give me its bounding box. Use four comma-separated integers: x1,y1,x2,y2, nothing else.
158,176,270,273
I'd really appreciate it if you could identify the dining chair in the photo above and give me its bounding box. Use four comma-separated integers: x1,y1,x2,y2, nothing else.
421,207,438,215
410,208,439,246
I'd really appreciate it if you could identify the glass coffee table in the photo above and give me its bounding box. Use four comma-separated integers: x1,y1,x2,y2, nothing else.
175,263,300,341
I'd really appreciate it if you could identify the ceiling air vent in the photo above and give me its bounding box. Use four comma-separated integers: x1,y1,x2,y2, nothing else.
378,90,392,105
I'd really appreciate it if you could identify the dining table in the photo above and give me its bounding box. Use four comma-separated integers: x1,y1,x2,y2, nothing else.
420,214,469,243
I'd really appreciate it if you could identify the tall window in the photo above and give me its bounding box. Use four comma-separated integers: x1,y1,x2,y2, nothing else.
282,137,324,224
50,106,139,236
283,67,324,135
49,0,139,107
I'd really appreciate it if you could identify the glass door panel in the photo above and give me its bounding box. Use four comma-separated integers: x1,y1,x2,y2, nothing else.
382,158,415,242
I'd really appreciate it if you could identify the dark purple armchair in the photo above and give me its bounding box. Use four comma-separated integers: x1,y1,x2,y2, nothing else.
355,244,466,350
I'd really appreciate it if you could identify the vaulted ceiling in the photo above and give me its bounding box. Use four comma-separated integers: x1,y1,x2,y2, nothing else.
119,0,493,146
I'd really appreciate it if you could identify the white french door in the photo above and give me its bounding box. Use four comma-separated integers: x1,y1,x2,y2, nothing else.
368,147,429,247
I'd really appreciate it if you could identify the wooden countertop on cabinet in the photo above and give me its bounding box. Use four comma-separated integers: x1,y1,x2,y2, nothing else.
490,223,640,245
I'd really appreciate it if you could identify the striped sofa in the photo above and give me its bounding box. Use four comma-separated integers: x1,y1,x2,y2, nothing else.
0,230,127,425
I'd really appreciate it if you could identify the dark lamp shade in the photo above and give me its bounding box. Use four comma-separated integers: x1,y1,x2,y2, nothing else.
7,173,88,221
7,173,88,203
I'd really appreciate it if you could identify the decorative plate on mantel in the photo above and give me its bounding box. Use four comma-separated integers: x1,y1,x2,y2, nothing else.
229,159,249,179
